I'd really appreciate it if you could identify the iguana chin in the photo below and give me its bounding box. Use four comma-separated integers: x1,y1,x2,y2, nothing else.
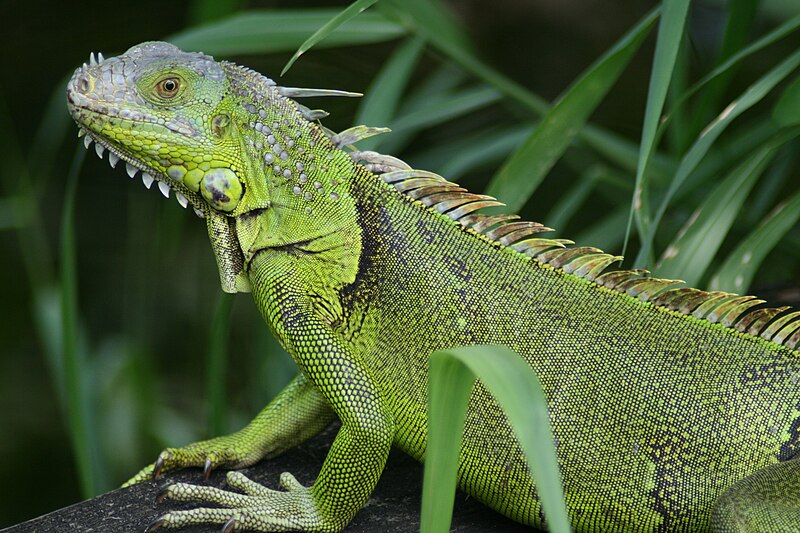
65,41,800,532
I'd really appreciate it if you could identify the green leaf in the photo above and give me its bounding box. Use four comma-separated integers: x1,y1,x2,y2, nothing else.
544,166,605,235
189,0,244,25
573,205,630,252
419,125,531,179
710,187,800,293
380,0,471,54
377,85,502,154
664,12,800,127
282,0,380,76
687,0,759,137
485,9,657,212
382,1,662,180
353,36,426,152
653,138,790,286
168,9,404,57
422,345,569,533
637,47,800,266
626,0,691,260
206,293,234,436
773,75,800,127
61,145,98,497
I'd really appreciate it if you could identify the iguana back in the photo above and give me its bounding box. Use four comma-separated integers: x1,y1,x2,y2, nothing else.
66,42,800,532
337,159,800,530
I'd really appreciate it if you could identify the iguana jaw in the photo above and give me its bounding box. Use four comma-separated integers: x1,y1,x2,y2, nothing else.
73,122,209,217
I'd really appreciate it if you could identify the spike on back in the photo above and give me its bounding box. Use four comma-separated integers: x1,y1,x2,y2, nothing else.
344,146,800,353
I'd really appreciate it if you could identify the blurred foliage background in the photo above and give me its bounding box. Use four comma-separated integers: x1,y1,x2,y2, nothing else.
2,0,800,527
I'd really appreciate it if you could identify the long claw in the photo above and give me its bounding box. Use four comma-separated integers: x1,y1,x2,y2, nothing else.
221,516,237,533
145,516,165,532
204,456,214,480
153,455,165,479
155,486,171,504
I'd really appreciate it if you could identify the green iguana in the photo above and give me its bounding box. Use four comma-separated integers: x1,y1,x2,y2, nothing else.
66,42,800,532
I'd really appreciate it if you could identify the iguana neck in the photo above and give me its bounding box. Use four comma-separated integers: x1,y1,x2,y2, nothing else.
223,63,363,296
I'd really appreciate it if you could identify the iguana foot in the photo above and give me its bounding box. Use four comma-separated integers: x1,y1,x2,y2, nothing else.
124,432,266,487
146,471,336,532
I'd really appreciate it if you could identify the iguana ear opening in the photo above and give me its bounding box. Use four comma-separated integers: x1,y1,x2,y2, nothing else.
206,214,251,293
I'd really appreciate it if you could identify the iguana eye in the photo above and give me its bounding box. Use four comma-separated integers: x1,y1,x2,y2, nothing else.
156,78,180,98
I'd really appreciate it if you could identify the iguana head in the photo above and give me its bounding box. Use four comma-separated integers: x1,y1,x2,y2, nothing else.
66,41,246,217
67,42,362,293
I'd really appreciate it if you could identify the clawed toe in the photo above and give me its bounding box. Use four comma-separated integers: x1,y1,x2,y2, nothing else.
145,516,165,532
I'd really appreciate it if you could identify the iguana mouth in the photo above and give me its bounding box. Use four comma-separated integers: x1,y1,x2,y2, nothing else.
75,125,208,219
66,51,210,219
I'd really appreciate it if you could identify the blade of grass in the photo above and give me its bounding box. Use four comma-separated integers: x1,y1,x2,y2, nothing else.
574,205,630,252
687,0,759,136
709,188,800,293
637,47,800,266
625,0,691,262
414,124,532,179
380,2,663,178
485,10,656,212
423,345,569,533
61,144,96,497
353,36,426,152
189,0,244,25
659,13,800,144
773,75,800,126
377,85,502,154
421,350,473,533
207,293,234,436
382,0,471,54
378,1,548,115
544,166,604,235
169,10,405,56
653,134,795,286
665,38,691,154
282,0,380,76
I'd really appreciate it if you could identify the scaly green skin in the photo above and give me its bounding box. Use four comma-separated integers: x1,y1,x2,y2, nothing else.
67,42,800,532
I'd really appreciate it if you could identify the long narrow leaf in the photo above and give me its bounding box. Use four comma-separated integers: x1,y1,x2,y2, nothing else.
422,351,474,533
626,0,691,261
773,75,800,126
380,2,663,178
169,10,404,56
654,138,790,285
377,86,502,154
687,0,759,136
710,188,800,293
486,10,656,212
189,0,244,25
282,0,380,75
207,293,234,436
423,345,569,533
662,12,800,130
353,36,426,152
61,145,96,497
381,0,471,54
637,47,800,266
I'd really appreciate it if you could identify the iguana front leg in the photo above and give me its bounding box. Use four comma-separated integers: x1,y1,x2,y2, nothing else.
125,373,336,486
150,256,396,532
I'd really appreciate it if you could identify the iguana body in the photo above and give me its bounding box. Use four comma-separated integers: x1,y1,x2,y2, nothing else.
66,42,800,532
